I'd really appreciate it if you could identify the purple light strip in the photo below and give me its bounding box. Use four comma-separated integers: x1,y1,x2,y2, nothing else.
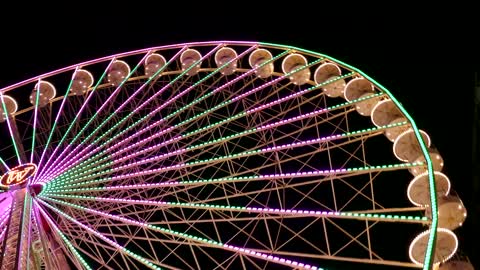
52,106,337,182
221,245,320,269
39,45,259,182
22,196,33,267
35,66,89,181
258,108,326,128
117,127,338,169
112,134,182,159
0,226,7,243
49,165,362,190
38,196,321,270
50,160,419,191
45,45,259,181
246,87,317,114
30,80,41,163
36,52,149,182
71,126,351,179
0,208,10,231
32,201,89,269
39,46,266,181
0,216,9,227
36,199,162,269
38,44,226,182
0,158,9,171
115,149,187,170
110,86,336,163
37,45,188,179
0,207,11,227
46,64,332,182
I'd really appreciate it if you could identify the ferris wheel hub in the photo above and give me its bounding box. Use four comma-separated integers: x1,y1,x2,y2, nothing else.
27,183,44,197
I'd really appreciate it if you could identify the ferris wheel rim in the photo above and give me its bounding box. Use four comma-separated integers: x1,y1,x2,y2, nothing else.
0,40,448,270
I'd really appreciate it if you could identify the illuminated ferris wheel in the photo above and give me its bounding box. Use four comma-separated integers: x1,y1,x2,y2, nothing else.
0,41,470,269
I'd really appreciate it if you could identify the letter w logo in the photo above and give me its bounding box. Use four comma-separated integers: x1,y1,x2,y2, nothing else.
5,167,32,185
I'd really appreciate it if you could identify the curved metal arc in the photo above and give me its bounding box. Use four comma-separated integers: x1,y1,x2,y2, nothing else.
30,79,42,164
259,41,439,270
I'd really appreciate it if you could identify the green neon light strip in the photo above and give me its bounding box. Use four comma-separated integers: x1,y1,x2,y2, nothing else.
59,147,261,185
87,73,354,176
41,48,292,182
77,45,224,144
53,230,93,270
36,57,137,181
66,55,148,146
51,91,381,187
113,118,403,169
40,195,428,224
37,43,436,270
0,157,9,171
259,42,439,269
34,200,97,270
130,120,406,170
0,208,11,226
104,49,289,148
49,116,401,187
25,197,33,270
37,199,162,270
48,73,361,185
37,197,322,270
18,193,32,268
38,44,225,181
46,109,380,190
30,81,41,163
43,162,422,192
0,93,22,165
40,48,295,181
35,66,81,180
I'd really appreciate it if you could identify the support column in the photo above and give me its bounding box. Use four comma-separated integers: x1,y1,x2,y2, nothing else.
0,189,29,270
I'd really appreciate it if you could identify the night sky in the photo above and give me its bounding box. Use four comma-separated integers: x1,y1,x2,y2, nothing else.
1,4,477,269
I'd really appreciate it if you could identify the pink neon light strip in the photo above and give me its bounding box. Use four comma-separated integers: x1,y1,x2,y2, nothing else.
37,199,162,269
48,105,334,184
43,65,334,183
43,195,343,217
38,44,226,181
37,54,148,181
39,196,320,270
35,66,97,180
0,93,22,165
39,45,261,182
0,41,259,93
30,80,41,163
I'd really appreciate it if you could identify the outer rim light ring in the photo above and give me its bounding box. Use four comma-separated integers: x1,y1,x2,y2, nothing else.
408,228,458,266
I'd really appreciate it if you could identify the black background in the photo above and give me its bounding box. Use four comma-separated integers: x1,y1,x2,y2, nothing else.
1,3,477,269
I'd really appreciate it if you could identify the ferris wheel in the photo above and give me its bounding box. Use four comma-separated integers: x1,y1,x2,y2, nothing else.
0,41,470,270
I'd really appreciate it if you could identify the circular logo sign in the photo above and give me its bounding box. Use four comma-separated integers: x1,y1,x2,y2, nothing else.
0,163,37,186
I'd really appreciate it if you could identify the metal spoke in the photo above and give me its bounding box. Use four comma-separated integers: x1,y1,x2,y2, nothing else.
0,41,458,270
